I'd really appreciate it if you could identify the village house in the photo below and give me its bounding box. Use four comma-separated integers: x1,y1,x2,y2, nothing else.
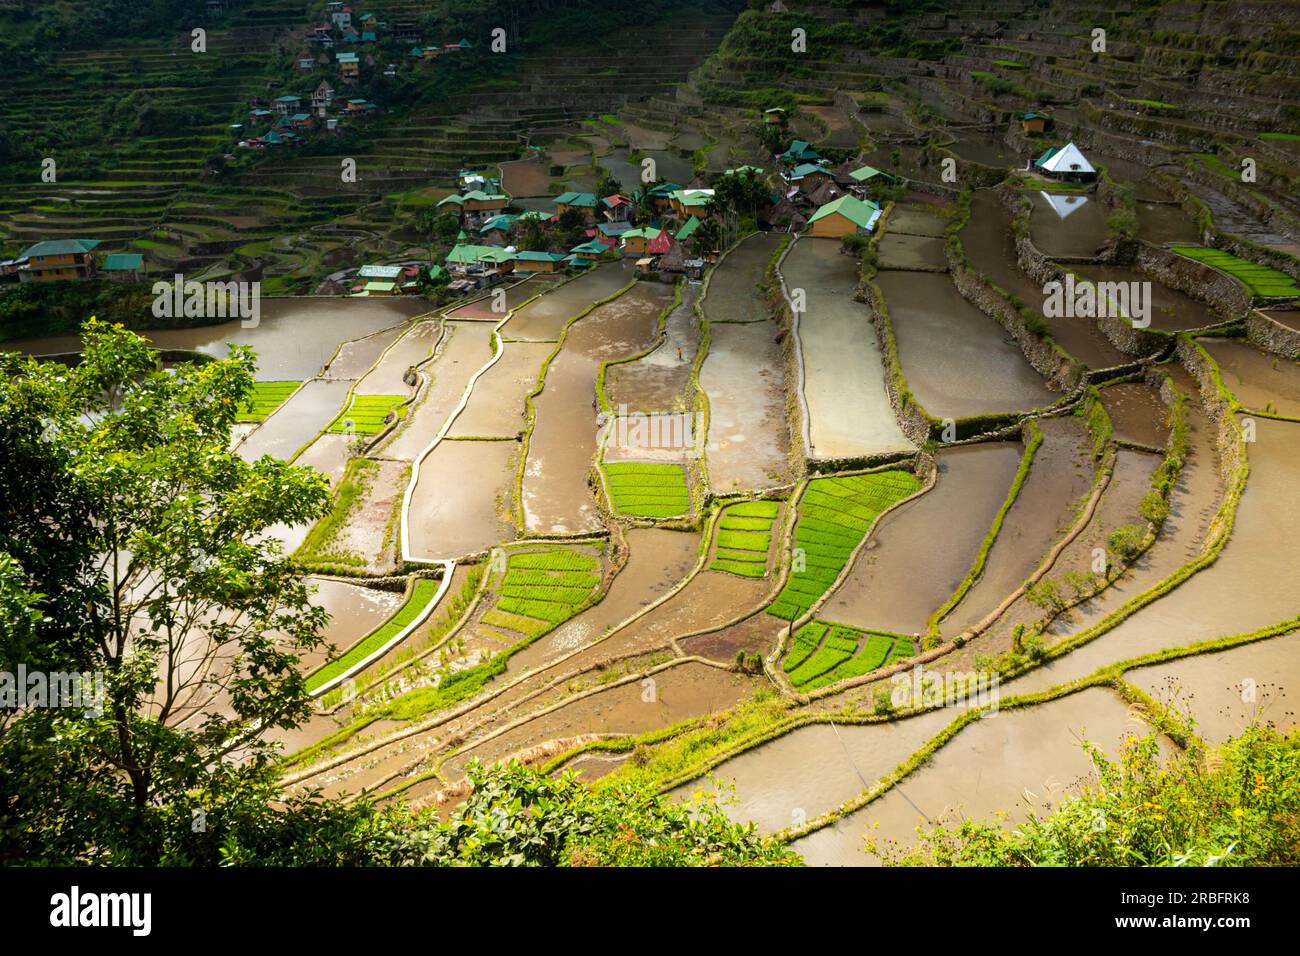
1033,141,1096,181
806,194,881,238
273,94,302,114
445,244,513,289
289,112,315,130
510,250,565,274
101,253,144,282
19,239,101,282
780,139,821,165
460,189,509,215
311,80,335,115
783,162,834,192
620,226,664,256
601,193,634,222
675,215,701,243
568,239,612,263
343,97,377,115
554,191,599,222
336,51,360,78
478,213,517,244
763,107,786,126
847,163,895,195
668,188,714,219
1021,112,1051,134
328,2,352,30
644,181,682,213
393,21,418,42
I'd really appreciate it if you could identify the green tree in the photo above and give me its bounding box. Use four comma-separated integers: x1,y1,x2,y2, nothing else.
0,320,330,863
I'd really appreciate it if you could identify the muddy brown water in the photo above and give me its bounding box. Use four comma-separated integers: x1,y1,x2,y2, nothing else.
445,277,546,321
671,706,955,834
1073,264,1224,332
1199,338,1300,417
1137,201,1201,245
887,207,949,237
600,147,693,192
446,340,553,438
821,443,1023,635
324,325,408,381
300,578,405,673
356,320,440,395
701,322,791,492
406,438,517,560
782,238,915,459
940,417,1094,637
678,612,785,664
506,262,633,341
523,281,673,534
875,270,1057,418
605,284,699,413
236,377,352,462
1101,381,1172,447
960,190,1126,369
21,297,423,380
376,322,495,461
1128,630,1300,746
293,432,352,486
877,233,947,270
438,661,758,782
704,232,782,325
1012,416,1300,695
1262,310,1300,333
1028,191,1110,259
790,687,1159,865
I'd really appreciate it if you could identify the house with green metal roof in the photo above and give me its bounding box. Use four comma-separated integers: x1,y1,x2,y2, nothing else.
555,191,599,220
675,215,701,241
510,250,566,273
619,226,663,255
20,239,102,282
807,194,881,238
780,139,821,164
783,163,834,190
570,239,613,260
849,164,894,183
102,253,144,280
668,189,714,218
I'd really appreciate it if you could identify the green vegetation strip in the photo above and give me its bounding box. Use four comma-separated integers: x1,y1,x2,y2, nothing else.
602,461,691,518
328,394,408,435
710,499,781,577
767,470,920,621
783,619,917,690
305,578,444,694
1169,245,1300,298
237,381,300,422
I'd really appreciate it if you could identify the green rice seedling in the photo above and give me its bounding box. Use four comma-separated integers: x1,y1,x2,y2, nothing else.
237,380,300,422
328,394,408,435
782,620,829,672
603,461,691,518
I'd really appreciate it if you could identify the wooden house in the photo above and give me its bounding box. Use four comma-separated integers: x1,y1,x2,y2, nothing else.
806,195,880,238
19,239,101,282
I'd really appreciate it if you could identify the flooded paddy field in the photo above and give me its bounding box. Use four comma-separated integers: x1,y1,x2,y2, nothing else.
1027,191,1111,259
445,340,553,438
506,262,632,340
877,232,947,270
300,579,406,674
445,277,545,321
960,190,1126,368
1100,381,1172,447
791,687,1158,865
875,270,1057,418
523,280,673,534
1127,630,1300,745
376,322,495,461
1198,338,1300,417
1072,264,1225,332
939,417,1094,637
822,443,1023,635
701,322,791,492
672,706,955,833
1013,417,1300,695
237,377,352,462
1136,200,1200,245
436,661,759,783
949,133,1015,169
706,232,782,324
355,321,441,395
406,438,517,561
604,284,699,413
782,238,914,459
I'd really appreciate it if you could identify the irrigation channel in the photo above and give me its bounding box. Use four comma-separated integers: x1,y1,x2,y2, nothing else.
17,201,1299,865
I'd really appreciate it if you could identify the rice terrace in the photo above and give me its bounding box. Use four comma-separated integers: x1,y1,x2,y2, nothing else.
1,0,1299,910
